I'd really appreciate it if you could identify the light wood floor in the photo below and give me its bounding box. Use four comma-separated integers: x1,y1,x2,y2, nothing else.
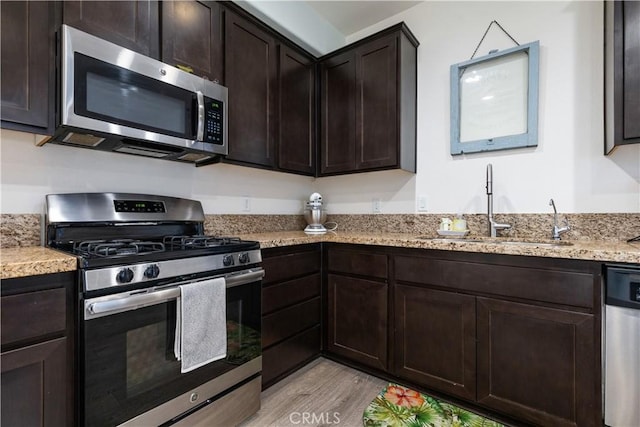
240,358,388,427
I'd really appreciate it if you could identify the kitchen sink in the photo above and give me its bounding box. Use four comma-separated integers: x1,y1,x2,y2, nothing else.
418,237,573,247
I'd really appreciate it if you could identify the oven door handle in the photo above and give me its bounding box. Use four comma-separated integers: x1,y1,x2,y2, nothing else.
86,268,264,318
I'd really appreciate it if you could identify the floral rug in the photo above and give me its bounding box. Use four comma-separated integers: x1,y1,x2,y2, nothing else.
363,384,505,427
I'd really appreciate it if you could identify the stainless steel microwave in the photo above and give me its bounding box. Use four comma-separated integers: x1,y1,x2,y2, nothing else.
46,25,228,165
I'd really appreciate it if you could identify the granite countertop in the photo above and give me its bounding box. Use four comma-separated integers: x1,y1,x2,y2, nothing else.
1,247,77,279
2,232,638,279
237,231,640,264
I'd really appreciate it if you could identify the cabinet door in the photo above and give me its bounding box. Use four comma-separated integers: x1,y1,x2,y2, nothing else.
1,338,69,427
356,33,398,170
320,50,357,175
327,274,387,371
224,10,277,167
278,45,316,175
261,245,321,388
161,1,223,82
394,285,476,401
618,1,640,143
477,297,598,427
0,1,53,131
63,1,159,58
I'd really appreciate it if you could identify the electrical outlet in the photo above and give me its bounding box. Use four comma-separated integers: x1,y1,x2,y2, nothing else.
417,195,428,212
242,196,251,212
372,198,382,214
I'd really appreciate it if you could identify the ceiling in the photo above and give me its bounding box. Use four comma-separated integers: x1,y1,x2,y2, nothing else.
304,1,423,36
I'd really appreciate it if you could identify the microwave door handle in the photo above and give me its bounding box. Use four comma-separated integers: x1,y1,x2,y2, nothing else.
196,90,205,141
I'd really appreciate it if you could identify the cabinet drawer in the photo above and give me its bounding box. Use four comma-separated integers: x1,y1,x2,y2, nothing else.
1,288,66,347
262,250,320,285
263,274,320,315
394,255,595,308
262,297,320,348
262,325,320,388
327,249,387,279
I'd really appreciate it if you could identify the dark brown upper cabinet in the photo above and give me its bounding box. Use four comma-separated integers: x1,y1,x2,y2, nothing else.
0,1,56,133
224,8,278,168
63,1,160,59
278,45,316,175
319,24,418,176
320,50,357,174
606,1,640,153
161,1,223,82
223,6,316,175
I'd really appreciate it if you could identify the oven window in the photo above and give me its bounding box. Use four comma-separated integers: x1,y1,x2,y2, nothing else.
82,281,261,427
126,322,178,397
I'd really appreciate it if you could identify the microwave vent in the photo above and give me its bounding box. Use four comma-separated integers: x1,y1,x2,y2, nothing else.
115,145,172,158
62,132,105,147
178,153,213,163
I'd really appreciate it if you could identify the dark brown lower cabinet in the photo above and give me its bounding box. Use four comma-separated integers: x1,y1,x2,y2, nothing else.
263,244,601,427
392,249,601,427
1,338,68,427
0,272,75,427
476,297,596,427
394,285,476,401
326,274,388,371
261,244,321,388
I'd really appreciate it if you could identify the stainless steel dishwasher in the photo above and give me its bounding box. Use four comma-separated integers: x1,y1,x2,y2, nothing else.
604,264,640,427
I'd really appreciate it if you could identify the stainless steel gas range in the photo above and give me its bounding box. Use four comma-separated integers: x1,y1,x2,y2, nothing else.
46,193,262,427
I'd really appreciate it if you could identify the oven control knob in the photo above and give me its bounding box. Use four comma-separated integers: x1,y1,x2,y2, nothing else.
223,254,234,267
144,264,160,279
238,252,250,264
116,268,134,283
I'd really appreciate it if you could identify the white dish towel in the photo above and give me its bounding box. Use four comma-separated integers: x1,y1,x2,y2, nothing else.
174,277,227,373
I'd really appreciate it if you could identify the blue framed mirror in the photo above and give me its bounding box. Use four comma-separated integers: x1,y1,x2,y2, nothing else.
450,41,539,155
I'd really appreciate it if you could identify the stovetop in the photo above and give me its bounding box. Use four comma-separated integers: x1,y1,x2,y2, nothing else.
72,235,248,258
53,235,260,269
45,193,263,269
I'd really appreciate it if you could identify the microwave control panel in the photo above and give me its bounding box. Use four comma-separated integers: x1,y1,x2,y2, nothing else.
203,97,224,145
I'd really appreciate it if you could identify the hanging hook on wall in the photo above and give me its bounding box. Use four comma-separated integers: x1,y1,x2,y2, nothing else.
469,20,520,60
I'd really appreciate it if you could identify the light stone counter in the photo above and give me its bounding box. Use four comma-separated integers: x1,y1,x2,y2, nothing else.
1,232,637,280
1,247,77,279
238,231,640,264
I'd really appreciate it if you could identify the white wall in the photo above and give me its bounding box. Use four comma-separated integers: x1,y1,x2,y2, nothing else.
0,129,313,214
232,0,345,55
1,1,638,215
315,1,640,214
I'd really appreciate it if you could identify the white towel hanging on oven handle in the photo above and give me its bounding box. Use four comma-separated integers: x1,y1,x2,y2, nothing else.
174,277,227,373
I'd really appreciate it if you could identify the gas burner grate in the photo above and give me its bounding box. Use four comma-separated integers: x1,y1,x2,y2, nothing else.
163,235,242,250
74,239,165,257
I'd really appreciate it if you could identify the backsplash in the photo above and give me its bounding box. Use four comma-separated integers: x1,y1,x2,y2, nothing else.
1,214,41,248
203,215,307,235
2,213,638,248
327,213,640,242
0,214,306,248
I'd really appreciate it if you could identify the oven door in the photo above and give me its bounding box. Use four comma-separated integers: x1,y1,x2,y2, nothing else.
80,269,262,427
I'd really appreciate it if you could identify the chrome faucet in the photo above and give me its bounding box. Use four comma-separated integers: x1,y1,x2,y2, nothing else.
486,164,511,237
549,198,570,240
